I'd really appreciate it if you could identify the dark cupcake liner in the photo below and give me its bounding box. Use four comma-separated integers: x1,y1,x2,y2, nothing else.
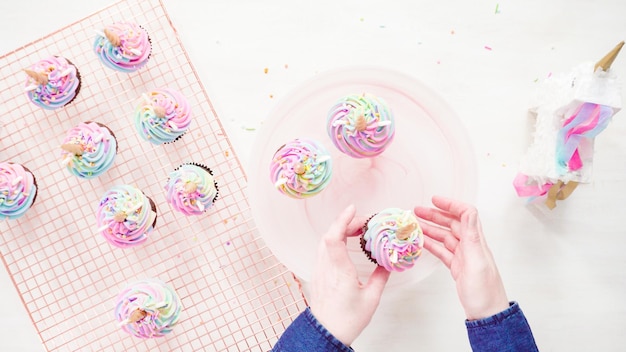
140,25,153,66
360,213,378,265
15,163,38,208
62,57,82,107
164,131,187,145
146,195,158,229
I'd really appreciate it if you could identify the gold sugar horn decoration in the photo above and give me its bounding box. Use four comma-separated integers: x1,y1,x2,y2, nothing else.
24,69,48,85
355,115,367,132
128,309,147,323
61,143,84,156
396,223,417,241
184,182,198,194
153,105,166,118
104,28,121,46
293,162,306,175
113,211,127,222
595,41,624,72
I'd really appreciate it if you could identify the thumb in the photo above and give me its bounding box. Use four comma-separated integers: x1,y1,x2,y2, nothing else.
365,265,391,300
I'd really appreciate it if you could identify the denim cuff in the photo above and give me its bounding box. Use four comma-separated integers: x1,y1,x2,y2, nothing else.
465,301,521,328
465,301,539,352
272,307,354,352
303,308,354,351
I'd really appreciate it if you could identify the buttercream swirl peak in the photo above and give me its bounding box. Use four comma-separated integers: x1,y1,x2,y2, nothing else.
61,122,117,179
94,22,151,73
134,89,192,144
0,162,37,220
114,279,182,338
97,185,156,248
164,164,218,216
327,93,395,158
362,208,424,272
24,56,80,110
269,138,333,199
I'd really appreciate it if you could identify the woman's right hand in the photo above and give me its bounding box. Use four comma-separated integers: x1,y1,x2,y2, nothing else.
414,196,510,320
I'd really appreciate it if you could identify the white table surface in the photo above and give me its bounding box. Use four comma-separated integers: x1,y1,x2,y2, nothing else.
2,1,626,351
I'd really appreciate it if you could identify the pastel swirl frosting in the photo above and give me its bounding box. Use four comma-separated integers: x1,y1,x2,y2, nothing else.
134,89,192,144
24,56,80,110
362,208,424,272
269,138,332,199
97,185,156,248
115,279,182,339
164,164,218,216
327,93,395,158
0,162,37,220
94,22,151,73
61,122,117,179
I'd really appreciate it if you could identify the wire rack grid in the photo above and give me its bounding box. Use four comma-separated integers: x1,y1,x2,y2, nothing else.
0,0,306,351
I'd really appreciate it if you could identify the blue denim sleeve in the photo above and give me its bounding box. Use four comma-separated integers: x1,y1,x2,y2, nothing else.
272,307,354,352
466,301,539,352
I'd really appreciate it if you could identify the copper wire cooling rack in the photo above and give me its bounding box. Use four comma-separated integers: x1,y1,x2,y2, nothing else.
0,0,306,350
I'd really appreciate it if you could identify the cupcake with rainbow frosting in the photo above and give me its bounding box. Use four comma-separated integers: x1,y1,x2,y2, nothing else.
164,163,219,216
361,208,424,272
60,121,117,179
327,93,395,158
269,138,332,199
94,22,151,73
115,278,182,338
24,56,81,110
97,185,157,248
0,162,37,220
134,88,192,144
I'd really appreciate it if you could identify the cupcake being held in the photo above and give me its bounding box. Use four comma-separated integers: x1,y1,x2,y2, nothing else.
97,185,157,248
24,56,81,110
0,162,37,220
361,208,424,272
134,88,192,145
60,121,117,179
94,22,151,73
164,163,219,216
327,93,395,158
269,138,332,199
115,279,182,338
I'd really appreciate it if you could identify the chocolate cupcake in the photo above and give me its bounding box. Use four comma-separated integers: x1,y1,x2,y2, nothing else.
60,121,118,179
0,162,38,220
94,22,152,73
164,163,219,216
24,56,81,110
97,185,157,248
360,208,424,272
